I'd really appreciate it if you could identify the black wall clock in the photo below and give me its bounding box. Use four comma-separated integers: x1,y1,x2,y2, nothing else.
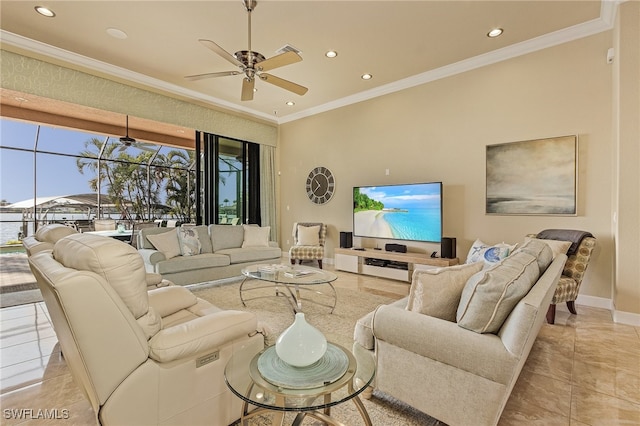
306,166,335,204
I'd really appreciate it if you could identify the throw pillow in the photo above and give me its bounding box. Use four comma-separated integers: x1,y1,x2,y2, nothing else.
524,237,571,259
296,225,321,246
456,251,540,334
466,239,516,265
177,226,201,256
242,225,270,247
465,239,489,263
146,228,181,259
406,262,484,322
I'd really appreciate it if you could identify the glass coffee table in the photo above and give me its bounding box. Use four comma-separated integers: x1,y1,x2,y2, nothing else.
225,342,375,426
240,264,338,313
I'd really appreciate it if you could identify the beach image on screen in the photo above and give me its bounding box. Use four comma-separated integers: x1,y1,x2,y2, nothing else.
353,183,442,243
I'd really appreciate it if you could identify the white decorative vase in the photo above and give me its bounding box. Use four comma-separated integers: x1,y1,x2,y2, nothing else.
275,313,327,367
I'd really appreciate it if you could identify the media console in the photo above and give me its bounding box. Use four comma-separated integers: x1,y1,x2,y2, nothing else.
334,247,459,282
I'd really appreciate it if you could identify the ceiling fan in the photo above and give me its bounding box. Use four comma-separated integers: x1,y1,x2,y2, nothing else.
185,0,308,101
117,115,156,152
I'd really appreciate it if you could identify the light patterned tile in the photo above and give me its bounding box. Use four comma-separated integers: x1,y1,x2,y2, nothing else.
510,368,571,417
500,393,569,426
571,386,640,426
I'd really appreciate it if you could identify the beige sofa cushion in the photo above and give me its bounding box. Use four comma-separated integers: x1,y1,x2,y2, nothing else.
406,262,484,321
456,251,540,333
35,223,77,243
209,224,244,251
524,237,571,259
53,233,150,320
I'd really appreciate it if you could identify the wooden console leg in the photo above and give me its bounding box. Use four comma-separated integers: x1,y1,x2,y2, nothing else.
546,304,556,324
567,301,577,315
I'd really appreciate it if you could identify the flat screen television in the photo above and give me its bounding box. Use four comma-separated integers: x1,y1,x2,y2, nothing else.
353,182,443,243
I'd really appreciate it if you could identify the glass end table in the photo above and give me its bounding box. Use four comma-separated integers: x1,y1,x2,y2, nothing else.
225,342,375,426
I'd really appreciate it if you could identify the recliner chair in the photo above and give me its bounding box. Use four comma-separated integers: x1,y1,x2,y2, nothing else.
28,233,263,425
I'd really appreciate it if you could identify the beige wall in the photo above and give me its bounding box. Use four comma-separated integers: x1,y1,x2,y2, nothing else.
279,31,623,311
612,2,640,317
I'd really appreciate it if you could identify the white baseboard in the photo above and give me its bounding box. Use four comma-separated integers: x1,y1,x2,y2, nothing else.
554,294,640,326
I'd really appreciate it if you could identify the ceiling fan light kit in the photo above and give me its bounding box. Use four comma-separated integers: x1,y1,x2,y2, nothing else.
185,0,307,101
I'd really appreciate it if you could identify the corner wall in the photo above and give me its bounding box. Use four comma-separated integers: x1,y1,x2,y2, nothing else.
279,31,628,316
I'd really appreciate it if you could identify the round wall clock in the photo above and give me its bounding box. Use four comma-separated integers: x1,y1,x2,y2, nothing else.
306,166,335,204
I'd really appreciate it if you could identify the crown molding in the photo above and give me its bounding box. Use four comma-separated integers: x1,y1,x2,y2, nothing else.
0,1,618,126
279,0,618,124
0,30,278,124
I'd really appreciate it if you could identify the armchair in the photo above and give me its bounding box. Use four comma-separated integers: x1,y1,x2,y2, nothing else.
289,222,327,269
528,230,596,324
28,233,263,425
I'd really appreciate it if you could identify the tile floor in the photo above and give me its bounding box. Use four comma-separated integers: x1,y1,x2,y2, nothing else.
1,268,639,425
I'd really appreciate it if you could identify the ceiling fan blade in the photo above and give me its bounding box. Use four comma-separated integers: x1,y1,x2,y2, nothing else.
198,39,244,67
260,73,308,96
185,70,240,81
241,78,255,101
256,51,302,72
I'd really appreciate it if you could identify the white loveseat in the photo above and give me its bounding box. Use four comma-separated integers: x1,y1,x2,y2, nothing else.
28,233,264,425
137,224,282,285
353,239,565,426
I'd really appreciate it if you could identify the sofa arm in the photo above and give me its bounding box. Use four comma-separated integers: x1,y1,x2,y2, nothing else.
138,248,165,266
148,310,258,363
373,305,517,384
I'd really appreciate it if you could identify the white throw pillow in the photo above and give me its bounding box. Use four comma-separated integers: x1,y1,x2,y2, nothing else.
406,262,484,322
524,237,571,259
242,225,270,247
466,239,516,265
147,228,181,259
296,225,321,246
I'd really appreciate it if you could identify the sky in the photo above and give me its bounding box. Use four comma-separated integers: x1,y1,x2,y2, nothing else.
0,117,243,208
0,119,94,204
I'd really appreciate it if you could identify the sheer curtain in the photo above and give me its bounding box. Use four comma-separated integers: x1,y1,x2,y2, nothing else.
260,145,278,242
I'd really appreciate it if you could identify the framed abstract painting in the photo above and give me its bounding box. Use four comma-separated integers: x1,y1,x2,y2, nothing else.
486,135,578,215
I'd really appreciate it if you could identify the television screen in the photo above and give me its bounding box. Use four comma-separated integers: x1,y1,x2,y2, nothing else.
353,182,443,243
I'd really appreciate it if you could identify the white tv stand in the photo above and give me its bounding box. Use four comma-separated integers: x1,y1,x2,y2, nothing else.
334,248,459,282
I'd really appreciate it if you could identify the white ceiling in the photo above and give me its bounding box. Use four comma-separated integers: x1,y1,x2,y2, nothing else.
0,1,613,124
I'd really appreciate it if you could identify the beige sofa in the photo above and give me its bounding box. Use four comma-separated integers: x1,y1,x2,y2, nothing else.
21,223,78,255
353,239,565,426
137,224,282,285
28,233,264,425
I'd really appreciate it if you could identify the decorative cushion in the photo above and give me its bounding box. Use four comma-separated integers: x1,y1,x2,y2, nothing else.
524,237,571,259
147,228,181,259
406,262,484,321
296,225,320,246
466,239,516,266
242,225,270,247
177,226,201,256
456,251,540,334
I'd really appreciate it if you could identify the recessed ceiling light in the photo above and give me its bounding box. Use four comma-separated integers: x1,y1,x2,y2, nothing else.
34,6,55,17
487,28,503,38
286,101,295,106
14,97,28,103
325,51,338,58
106,28,128,39
361,74,373,80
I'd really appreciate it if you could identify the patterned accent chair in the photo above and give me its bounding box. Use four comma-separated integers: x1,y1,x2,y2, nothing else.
528,232,596,324
289,223,327,269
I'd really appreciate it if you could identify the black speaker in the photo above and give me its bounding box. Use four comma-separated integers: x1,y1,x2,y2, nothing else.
340,231,353,248
385,243,407,253
441,237,456,259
